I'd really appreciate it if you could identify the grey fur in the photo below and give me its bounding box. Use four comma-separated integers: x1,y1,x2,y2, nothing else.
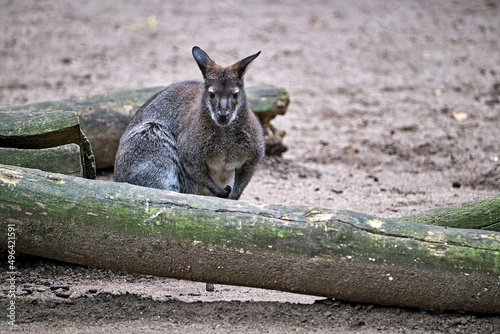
114,47,264,200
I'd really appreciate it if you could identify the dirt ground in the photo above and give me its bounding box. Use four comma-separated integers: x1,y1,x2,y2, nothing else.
1,0,500,333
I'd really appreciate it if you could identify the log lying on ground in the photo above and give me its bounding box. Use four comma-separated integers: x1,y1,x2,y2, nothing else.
247,85,289,156
0,85,290,168
0,165,499,314
402,195,500,231
0,110,81,148
0,144,83,177
0,111,96,178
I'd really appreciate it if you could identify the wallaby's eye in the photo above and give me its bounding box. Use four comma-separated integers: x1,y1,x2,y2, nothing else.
208,91,215,99
233,92,239,99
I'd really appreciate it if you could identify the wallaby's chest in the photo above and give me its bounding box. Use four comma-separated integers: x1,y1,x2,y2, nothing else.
205,153,246,187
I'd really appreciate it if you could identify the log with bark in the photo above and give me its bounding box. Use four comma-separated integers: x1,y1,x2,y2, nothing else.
0,111,96,178
0,85,290,168
0,164,499,314
0,144,83,177
402,196,500,231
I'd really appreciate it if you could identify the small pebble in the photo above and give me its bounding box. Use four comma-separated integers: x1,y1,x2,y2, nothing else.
206,283,215,292
22,287,34,294
50,284,70,291
485,96,499,106
87,288,98,294
55,291,71,299
315,298,333,305
452,181,461,188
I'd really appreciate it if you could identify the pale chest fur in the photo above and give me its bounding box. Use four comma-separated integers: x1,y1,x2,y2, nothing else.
201,154,248,196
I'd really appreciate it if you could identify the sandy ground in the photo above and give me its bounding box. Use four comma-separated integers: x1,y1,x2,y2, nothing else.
1,0,500,333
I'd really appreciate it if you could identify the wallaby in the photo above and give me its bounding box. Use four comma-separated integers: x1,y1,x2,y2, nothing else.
114,46,265,200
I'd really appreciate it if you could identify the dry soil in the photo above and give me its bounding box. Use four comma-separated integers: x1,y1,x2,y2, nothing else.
1,0,500,333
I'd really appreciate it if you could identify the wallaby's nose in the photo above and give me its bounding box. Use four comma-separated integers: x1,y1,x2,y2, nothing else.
217,112,229,123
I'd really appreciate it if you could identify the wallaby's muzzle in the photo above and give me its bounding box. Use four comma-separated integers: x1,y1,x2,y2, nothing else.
215,111,231,126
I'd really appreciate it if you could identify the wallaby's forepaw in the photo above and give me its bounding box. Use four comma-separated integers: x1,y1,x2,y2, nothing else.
215,185,232,199
222,185,232,198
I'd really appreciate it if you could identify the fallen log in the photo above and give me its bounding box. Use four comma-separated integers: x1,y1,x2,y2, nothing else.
0,111,96,178
0,165,499,314
1,85,290,168
401,195,500,231
0,110,81,149
0,144,83,177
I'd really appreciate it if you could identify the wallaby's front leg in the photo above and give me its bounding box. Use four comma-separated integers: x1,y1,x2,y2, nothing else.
187,162,231,198
204,179,231,198
228,162,258,200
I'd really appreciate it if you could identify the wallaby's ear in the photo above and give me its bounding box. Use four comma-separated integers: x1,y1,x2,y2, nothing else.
192,46,220,79
229,51,261,79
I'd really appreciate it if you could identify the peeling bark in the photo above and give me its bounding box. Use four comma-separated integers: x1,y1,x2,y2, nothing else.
0,165,499,314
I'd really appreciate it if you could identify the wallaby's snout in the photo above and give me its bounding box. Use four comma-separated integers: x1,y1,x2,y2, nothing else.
216,110,230,125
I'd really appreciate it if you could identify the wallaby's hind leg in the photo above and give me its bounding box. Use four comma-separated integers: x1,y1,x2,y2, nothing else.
119,159,183,192
114,122,184,192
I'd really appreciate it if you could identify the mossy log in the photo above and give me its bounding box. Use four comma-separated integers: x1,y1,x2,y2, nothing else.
0,111,95,178
1,85,290,168
0,165,499,314
402,195,500,231
0,144,83,177
0,110,81,149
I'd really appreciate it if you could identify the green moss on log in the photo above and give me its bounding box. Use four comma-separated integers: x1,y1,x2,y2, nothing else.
0,165,499,314
246,85,290,116
401,194,500,231
0,111,96,179
0,111,81,149
0,144,82,176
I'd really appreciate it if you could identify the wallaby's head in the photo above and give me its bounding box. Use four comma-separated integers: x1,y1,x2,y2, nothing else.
192,46,260,127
